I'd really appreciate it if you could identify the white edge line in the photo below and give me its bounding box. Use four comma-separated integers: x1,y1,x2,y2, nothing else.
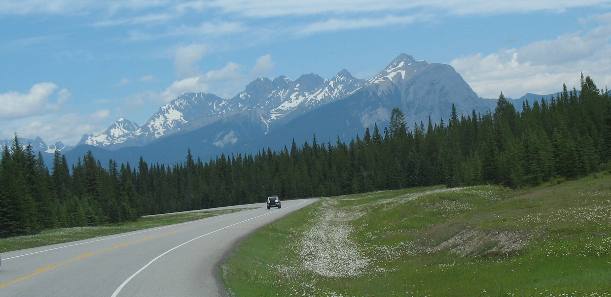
110,200,308,297
3,207,259,262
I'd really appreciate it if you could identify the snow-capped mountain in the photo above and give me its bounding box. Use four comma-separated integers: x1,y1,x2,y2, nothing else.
141,93,235,140
64,53,549,165
81,118,141,148
260,53,493,153
0,137,69,154
268,70,365,122
369,54,428,84
235,74,325,122
81,70,365,150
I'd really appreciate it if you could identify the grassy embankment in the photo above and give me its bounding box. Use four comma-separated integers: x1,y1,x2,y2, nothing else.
223,174,611,296
0,208,243,253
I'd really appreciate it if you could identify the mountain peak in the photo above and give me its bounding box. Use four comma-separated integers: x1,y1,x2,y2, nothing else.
110,118,139,131
245,77,273,93
336,69,354,79
370,53,427,84
295,73,325,91
81,117,141,147
272,75,291,88
390,53,416,65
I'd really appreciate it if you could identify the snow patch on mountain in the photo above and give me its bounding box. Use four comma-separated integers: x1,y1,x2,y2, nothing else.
146,106,187,138
82,118,141,147
268,71,365,121
213,130,238,148
369,54,426,85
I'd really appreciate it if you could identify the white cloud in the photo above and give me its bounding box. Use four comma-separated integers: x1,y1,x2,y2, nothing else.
251,54,274,76
125,21,246,41
0,111,112,145
58,88,71,103
171,21,245,36
206,0,611,18
116,78,131,86
203,62,242,81
162,61,244,101
0,82,69,119
91,109,111,120
115,75,155,87
160,54,273,101
299,14,429,35
140,74,154,82
161,76,207,102
174,43,207,78
5,0,609,25
92,13,173,27
0,0,167,15
451,16,611,98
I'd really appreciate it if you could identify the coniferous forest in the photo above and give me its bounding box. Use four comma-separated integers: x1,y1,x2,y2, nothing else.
1,75,610,238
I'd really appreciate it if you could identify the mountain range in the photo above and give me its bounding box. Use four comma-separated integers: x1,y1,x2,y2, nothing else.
3,54,551,165
0,137,69,157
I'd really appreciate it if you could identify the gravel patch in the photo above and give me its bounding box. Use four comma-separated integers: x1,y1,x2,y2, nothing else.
299,200,371,278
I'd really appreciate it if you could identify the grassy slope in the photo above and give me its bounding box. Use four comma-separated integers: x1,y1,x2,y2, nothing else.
223,174,611,296
0,209,241,253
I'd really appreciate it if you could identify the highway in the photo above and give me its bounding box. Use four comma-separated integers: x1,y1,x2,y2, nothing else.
0,199,315,297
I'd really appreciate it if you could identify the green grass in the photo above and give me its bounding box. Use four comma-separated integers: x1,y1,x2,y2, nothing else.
223,174,611,296
0,208,242,253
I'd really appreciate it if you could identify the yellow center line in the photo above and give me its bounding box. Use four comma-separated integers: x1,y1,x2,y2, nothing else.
0,231,177,289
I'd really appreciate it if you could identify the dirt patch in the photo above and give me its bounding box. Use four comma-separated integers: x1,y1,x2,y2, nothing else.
429,229,531,257
372,187,469,208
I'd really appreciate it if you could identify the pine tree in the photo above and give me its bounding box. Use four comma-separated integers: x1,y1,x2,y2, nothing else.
372,123,382,144
389,108,407,139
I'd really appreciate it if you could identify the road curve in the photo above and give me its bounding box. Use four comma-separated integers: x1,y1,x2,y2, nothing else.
0,199,316,297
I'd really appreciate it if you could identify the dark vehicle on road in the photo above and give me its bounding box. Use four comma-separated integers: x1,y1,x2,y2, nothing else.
267,196,281,209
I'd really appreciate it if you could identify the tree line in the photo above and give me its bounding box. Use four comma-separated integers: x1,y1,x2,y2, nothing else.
1,75,610,237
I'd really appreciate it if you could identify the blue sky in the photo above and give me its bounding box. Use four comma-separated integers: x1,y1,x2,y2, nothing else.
1,0,611,144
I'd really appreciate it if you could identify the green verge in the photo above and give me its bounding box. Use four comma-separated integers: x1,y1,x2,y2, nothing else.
222,174,611,296
0,208,243,253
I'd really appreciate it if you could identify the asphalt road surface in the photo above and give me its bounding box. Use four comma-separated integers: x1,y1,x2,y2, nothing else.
0,199,315,297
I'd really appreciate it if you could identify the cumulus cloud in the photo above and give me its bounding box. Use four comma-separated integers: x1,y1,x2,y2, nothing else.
251,54,274,76
0,111,113,145
203,62,242,81
0,82,69,119
451,17,611,98
161,76,208,102
162,62,244,101
174,43,207,78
